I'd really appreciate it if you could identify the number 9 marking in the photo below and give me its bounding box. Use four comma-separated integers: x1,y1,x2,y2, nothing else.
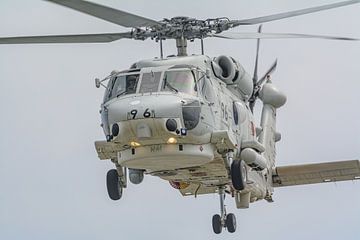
130,109,138,119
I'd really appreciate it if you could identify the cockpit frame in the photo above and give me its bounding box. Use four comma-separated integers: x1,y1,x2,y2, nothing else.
103,65,208,104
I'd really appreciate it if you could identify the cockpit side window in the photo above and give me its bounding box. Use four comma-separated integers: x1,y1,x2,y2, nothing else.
161,70,196,96
107,74,139,100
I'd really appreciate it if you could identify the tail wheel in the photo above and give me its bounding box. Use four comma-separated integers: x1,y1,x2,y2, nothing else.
231,160,246,191
106,169,123,200
212,214,222,234
225,213,237,233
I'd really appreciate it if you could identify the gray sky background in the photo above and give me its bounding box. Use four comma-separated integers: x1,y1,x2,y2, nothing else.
0,1,359,239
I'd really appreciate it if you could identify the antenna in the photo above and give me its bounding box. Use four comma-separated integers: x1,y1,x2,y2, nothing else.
201,38,204,55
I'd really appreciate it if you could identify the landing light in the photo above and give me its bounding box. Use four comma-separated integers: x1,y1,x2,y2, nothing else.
167,137,177,144
130,141,141,147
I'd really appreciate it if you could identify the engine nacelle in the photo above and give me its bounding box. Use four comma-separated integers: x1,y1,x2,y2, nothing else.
240,148,267,171
212,55,253,101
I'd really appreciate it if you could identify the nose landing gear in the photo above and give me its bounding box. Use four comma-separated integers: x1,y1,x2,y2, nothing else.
212,187,237,234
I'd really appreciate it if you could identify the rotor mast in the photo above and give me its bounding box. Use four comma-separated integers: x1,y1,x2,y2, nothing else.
176,36,188,56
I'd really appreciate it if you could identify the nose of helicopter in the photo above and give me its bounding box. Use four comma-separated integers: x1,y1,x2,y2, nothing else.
106,93,189,124
101,93,213,171
103,92,205,147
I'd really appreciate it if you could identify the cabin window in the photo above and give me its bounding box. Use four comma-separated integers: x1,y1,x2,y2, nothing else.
139,72,162,93
107,74,139,100
233,102,239,125
162,70,196,96
234,101,247,124
198,74,216,103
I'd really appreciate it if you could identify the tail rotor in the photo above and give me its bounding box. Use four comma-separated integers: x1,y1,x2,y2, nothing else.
249,25,278,112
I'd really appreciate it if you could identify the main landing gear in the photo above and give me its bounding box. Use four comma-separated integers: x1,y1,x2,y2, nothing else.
231,159,246,191
212,153,247,234
212,187,237,234
106,168,126,200
106,166,146,200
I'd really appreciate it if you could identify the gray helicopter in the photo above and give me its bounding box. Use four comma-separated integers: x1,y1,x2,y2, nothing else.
1,0,360,234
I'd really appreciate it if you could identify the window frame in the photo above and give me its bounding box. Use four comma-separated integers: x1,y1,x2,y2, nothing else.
160,68,197,96
104,72,141,102
137,71,163,94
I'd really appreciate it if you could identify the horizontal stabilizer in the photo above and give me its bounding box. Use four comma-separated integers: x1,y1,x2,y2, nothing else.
273,160,360,187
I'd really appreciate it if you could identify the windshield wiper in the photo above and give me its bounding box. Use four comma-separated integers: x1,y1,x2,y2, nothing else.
164,77,178,93
116,91,127,97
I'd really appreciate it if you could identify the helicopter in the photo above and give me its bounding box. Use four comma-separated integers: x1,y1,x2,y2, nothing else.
1,0,360,235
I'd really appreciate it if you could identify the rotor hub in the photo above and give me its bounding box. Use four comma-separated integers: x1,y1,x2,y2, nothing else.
131,17,232,41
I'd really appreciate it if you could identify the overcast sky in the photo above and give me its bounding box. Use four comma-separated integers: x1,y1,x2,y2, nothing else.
0,1,359,239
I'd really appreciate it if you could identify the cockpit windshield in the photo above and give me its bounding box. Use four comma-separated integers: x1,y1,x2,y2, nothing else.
162,70,196,96
107,74,139,100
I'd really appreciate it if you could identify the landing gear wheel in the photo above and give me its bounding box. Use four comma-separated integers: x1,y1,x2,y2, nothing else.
231,160,246,191
225,213,236,233
106,169,123,200
212,214,222,234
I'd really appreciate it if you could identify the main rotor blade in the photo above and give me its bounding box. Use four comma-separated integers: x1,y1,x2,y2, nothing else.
0,32,133,44
211,32,360,41
230,0,360,26
45,0,161,28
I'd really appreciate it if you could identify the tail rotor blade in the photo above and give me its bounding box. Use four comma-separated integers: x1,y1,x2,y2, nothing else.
250,59,278,111
253,25,262,85
249,25,262,112
257,59,278,88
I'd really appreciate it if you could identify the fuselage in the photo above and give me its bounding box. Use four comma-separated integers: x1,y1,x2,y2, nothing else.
97,54,270,202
